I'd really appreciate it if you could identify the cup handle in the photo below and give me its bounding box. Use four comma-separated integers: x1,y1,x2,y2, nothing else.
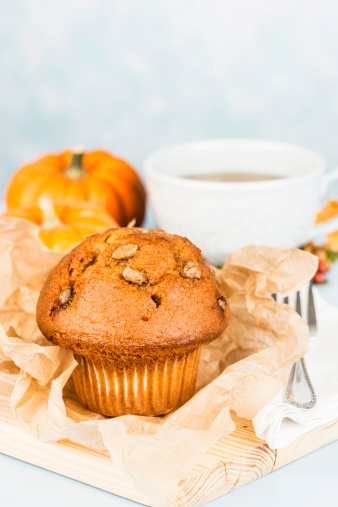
306,168,338,242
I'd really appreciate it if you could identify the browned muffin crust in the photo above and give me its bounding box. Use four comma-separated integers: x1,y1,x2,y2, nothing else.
36,228,229,368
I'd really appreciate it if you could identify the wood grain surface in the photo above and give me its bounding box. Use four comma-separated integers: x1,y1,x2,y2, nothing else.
0,371,337,507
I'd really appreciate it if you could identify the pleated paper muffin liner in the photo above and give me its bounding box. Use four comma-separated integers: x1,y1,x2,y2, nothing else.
72,347,202,417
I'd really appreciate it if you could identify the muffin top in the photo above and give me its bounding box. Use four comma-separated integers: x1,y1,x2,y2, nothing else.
36,228,229,366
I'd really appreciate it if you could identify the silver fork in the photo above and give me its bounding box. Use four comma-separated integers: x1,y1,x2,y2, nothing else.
272,283,317,409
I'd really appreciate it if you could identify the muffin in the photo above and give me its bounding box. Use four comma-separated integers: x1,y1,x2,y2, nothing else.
36,228,229,417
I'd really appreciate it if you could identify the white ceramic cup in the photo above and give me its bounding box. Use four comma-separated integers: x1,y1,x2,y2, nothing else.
144,139,338,265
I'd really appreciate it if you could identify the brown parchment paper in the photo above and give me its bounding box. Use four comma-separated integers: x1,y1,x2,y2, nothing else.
0,217,318,505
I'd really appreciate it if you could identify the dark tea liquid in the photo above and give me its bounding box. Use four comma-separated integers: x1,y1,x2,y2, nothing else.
185,172,284,182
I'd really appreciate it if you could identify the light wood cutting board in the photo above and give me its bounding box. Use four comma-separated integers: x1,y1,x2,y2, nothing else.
0,371,337,507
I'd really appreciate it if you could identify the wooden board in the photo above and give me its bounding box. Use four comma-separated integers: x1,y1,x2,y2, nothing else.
0,371,337,507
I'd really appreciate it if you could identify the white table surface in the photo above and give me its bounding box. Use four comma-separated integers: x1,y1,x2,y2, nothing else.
1,264,338,507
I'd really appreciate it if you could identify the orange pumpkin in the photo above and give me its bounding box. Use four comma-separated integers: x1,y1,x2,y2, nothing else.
6,148,146,226
3,199,119,253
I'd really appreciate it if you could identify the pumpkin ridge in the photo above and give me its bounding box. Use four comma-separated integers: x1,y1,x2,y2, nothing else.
84,173,126,225
88,166,144,224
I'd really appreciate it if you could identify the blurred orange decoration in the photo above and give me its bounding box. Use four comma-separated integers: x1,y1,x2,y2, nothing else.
5,148,146,227
315,199,338,250
3,199,119,253
302,199,338,283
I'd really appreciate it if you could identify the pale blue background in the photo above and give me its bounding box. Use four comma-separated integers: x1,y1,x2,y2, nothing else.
1,0,338,200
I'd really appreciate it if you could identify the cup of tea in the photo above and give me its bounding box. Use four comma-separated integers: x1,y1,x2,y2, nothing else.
144,139,338,265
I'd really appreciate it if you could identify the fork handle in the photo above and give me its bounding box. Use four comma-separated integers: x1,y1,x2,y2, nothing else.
285,357,317,409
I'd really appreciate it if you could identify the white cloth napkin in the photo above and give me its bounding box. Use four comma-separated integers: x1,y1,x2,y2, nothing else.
253,287,338,449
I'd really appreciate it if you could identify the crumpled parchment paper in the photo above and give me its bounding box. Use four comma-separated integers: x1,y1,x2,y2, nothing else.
0,217,318,504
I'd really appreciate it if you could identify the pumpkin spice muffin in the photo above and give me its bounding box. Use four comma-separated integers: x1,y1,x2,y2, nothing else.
36,228,229,417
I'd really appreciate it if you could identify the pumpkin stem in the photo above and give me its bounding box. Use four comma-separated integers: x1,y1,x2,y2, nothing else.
63,147,86,180
39,197,62,229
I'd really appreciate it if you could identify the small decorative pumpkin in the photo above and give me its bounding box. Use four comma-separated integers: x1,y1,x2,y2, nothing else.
3,199,119,253
6,148,146,226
